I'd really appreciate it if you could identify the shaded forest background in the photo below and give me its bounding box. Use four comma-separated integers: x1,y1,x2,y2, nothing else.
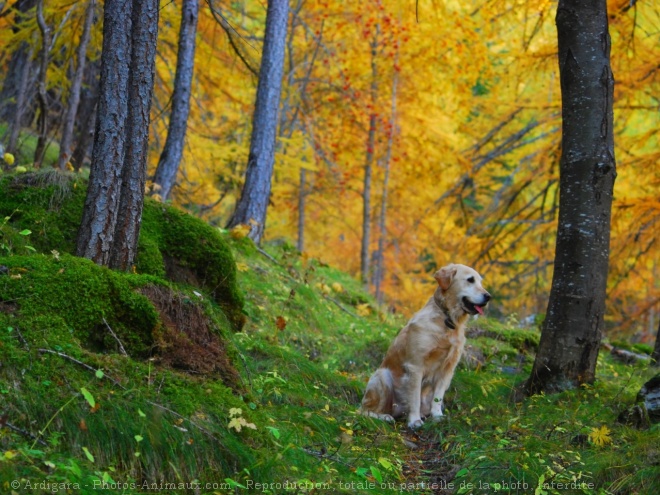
1,0,659,341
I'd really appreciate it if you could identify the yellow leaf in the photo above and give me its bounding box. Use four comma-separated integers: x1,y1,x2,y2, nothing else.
588,425,612,447
230,224,251,239
3,153,14,165
4,450,18,459
356,303,371,317
236,262,249,272
228,417,243,432
229,408,242,417
331,282,344,293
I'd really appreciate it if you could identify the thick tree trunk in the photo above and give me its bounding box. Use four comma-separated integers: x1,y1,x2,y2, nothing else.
109,0,159,270
361,29,379,285
525,0,616,394
76,0,133,264
58,0,96,170
33,0,52,168
152,0,198,201
226,0,289,244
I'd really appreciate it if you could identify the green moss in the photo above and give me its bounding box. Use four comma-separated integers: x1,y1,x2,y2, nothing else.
0,254,159,355
0,171,244,330
139,199,245,330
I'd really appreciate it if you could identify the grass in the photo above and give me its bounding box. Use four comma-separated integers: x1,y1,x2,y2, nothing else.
0,174,658,494
0,123,60,167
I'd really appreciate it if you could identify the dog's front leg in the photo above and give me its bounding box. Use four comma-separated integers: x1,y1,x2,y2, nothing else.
404,365,424,429
429,376,451,420
430,361,459,420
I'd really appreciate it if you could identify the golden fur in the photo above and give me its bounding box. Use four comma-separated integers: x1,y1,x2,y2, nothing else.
360,264,490,429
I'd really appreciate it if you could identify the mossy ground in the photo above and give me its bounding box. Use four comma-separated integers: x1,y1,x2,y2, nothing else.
0,171,658,494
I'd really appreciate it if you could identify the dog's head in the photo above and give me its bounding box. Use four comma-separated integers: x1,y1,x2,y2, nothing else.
434,264,491,316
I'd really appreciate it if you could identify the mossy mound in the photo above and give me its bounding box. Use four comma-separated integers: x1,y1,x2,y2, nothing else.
0,170,244,330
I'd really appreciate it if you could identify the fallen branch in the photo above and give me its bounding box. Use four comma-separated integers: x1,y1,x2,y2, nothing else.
610,347,651,365
102,317,128,356
256,246,281,266
37,348,125,389
4,420,48,446
38,348,230,449
323,295,359,319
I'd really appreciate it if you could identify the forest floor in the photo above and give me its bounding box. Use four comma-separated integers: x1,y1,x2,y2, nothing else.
0,176,659,494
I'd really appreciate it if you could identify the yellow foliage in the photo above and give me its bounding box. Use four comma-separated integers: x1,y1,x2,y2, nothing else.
588,425,612,447
3,153,14,165
6,0,657,337
230,224,251,240
356,304,371,317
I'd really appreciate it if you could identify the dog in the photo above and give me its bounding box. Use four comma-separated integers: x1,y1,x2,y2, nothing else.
360,263,490,429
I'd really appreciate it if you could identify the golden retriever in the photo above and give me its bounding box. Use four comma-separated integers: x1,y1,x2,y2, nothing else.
360,264,490,429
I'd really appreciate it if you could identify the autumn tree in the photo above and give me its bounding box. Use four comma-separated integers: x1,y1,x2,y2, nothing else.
226,0,290,243
524,0,616,394
0,0,36,155
76,0,159,269
151,0,199,201
57,0,96,170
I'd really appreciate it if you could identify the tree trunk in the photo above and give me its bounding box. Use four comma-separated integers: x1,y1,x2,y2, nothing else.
652,320,660,366
71,59,101,171
57,0,96,170
151,0,198,201
0,0,37,126
6,46,33,156
76,0,133,264
109,0,159,270
226,0,289,244
297,167,306,252
524,0,616,395
375,68,398,305
33,0,52,168
361,27,379,285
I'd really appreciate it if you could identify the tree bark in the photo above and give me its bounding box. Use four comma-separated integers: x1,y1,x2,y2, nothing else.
525,0,616,395
0,0,37,126
76,0,133,264
151,0,198,201
109,0,159,270
6,46,33,156
33,0,52,168
297,167,306,252
375,68,398,305
226,0,289,244
361,27,379,285
652,320,660,366
57,0,96,170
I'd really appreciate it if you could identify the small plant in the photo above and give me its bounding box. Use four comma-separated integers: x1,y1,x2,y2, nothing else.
227,408,256,432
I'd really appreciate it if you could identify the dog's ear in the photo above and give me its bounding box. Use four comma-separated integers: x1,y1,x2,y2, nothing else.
434,265,457,290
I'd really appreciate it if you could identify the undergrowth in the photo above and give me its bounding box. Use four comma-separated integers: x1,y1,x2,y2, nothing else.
0,172,658,494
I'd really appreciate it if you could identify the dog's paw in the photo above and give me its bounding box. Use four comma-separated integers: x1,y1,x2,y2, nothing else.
382,414,395,423
430,412,445,422
407,418,424,430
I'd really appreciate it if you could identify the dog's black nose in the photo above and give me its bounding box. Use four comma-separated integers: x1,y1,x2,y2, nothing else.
483,293,491,303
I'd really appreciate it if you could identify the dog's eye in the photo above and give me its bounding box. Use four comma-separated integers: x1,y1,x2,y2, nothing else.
467,277,475,284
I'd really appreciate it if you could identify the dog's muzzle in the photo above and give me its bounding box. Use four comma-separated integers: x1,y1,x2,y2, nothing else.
462,293,491,315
